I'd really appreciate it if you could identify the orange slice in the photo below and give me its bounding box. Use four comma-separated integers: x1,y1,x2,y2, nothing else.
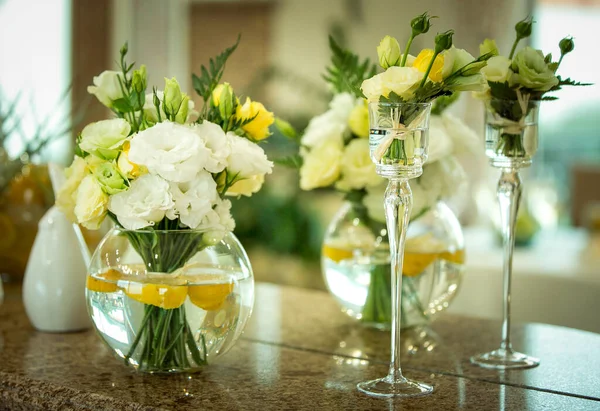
440,249,465,264
86,269,122,293
402,251,440,277
188,283,234,311
322,244,354,263
124,283,188,309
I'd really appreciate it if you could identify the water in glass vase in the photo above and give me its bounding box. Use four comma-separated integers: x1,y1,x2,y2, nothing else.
322,244,465,329
86,266,253,372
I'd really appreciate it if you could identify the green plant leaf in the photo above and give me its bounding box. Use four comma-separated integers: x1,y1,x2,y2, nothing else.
275,154,303,168
192,35,241,103
323,35,377,97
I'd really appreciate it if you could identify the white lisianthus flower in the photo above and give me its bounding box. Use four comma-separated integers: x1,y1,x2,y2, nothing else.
56,156,89,222
166,171,218,229
192,121,230,173
128,121,211,183
442,47,482,78
336,139,380,191
79,119,131,160
300,111,346,149
226,133,273,178
87,70,125,108
427,115,453,163
328,92,356,122
143,91,199,124
74,175,109,230
198,197,236,241
441,113,479,154
108,174,174,230
226,174,265,197
481,56,513,83
299,137,344,190
361,66,423,101
510,47,559,91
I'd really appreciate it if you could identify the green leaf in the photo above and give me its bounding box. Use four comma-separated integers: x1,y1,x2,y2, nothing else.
343,189,367,204
323,35,377,97
275,154,303,168
111,97,133,113
274,117,298,141
192,35,241,103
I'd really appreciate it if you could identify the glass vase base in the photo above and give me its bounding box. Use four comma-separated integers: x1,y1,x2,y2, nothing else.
357,375,433,398
470,348,539,370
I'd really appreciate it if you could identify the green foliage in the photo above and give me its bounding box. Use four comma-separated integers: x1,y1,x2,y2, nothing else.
192,35,240,104
275,154,303,169
323,36,377,98
431,92,459,115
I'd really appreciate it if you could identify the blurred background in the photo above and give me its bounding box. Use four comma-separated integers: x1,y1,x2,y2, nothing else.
1,0,599,329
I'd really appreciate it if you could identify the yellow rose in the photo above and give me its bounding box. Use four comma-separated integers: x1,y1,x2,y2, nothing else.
413,49,444,83
211,83,233,106
235,97,274,141
299,138,343,190
226,174,265,197
335,139,380,191
348,100,369,138
56,156,89,222
74,175,109,230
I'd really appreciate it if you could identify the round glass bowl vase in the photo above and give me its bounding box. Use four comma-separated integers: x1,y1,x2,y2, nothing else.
322,200,465,330
86,228,254,373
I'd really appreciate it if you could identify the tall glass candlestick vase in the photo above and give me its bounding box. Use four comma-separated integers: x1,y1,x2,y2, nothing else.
357,102,434,398
470,97,540,369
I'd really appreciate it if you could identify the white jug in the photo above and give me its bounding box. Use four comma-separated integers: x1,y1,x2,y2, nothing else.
22,163,91,332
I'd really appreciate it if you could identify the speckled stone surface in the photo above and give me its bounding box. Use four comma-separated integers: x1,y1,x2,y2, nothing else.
245,283,600,401
1,283,599,410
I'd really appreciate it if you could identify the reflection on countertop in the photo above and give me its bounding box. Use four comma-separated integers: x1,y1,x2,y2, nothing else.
1,283,599,410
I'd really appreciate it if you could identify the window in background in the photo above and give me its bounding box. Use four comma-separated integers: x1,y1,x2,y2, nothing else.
532,0,600,226
0,0,72,164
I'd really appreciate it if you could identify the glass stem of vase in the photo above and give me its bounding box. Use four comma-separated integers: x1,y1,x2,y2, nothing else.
384,178,411,382
497,170,522,353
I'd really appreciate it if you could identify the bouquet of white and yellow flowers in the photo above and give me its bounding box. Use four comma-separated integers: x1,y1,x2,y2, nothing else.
57,40,274,371
476,17,588,159
288,16,485,327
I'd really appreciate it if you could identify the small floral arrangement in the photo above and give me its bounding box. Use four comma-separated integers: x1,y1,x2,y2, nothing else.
56,40,274,371
58,40,273,235
476,17,588,157
284,25,479,326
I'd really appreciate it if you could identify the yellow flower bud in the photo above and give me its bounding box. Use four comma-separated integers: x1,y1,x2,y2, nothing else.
413,49,445,82
235,97,274,141
348,100,369,138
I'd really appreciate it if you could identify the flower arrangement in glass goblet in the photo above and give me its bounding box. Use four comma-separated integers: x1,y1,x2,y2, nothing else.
471,17,589,370
355,12,494,398
57,39,276,373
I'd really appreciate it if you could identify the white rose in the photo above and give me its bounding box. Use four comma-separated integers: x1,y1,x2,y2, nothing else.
79,119,131,160
299,138,343,190
192,121,231,173
441,113,479,155
128,121,211,183
166,171,218,229
336,139,381,191
226,174,265,197
481,56,513,83
420,157,466,200
74,175,108,230
87,70,125,108
361,67,422,101
108,174,174,230
328,92,356,122
300,111,346,149
56,156,89,222
226,133,273,178
143,91,199,124
427,115,453,163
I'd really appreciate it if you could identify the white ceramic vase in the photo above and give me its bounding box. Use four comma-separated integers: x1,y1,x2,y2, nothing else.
22,205,91,332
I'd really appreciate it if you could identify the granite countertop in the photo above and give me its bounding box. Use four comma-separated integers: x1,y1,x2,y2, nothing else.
1,282,600,410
